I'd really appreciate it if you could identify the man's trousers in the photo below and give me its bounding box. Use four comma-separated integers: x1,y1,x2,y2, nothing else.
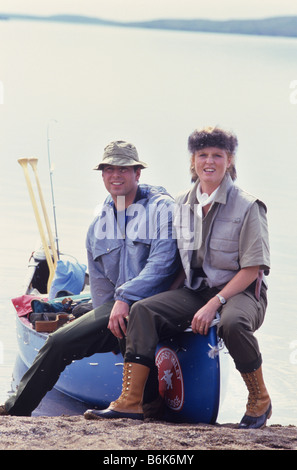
5,301,118,416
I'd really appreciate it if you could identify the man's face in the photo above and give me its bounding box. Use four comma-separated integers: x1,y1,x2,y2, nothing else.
102,165,141,207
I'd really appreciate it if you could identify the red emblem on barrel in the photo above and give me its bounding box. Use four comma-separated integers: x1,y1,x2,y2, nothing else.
155,347,184,411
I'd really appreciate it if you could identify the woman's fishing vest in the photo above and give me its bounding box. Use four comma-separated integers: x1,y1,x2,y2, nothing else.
174,175,266,289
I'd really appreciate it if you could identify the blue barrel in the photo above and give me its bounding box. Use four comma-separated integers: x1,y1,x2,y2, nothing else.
155,326,220,424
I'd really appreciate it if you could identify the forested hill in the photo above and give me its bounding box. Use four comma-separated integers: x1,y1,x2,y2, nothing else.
1,13,297,38
127,16,297,38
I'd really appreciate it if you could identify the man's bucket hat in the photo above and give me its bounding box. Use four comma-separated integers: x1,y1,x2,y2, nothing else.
94,140,148,170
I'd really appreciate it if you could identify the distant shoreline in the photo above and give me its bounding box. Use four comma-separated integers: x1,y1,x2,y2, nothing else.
1,13,297,39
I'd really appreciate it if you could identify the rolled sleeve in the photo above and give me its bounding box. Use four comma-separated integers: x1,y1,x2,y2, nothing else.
239,202,270,274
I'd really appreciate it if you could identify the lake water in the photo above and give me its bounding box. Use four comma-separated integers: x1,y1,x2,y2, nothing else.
0,19,296,426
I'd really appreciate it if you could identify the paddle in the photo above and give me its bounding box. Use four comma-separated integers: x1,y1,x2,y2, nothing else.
18,157,56,292
28,157,59,267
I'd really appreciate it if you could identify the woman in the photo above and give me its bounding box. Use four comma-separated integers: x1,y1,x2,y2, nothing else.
85,126,271,429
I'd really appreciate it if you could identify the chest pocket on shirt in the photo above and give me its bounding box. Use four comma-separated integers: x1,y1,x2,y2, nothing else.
131,237,151,267
209,217,241,270
93,240,122,285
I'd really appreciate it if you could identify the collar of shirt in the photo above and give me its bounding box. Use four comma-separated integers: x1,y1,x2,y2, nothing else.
196,184,220,218
188,172,233,211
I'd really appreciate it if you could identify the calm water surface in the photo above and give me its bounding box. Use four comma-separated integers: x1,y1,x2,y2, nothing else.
0,19,296,425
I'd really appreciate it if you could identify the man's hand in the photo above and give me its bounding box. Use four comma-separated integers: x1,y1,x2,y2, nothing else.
107,300,130,339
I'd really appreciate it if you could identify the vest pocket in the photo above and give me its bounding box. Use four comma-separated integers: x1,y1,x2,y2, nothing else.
209,238,239,270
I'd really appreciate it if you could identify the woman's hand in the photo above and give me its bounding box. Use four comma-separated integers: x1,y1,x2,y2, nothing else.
191,296,219,335
191,266,260,335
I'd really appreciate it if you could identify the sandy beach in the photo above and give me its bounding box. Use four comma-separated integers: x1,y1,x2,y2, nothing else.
0,415,296,451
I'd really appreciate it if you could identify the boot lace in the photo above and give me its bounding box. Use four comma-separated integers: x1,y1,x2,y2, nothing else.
242,372,261,412
113,363,132,405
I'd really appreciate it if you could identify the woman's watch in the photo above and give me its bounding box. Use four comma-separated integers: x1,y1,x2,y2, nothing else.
216,293,226,305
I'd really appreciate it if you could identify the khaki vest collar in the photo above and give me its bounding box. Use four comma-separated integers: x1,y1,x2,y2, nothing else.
187,173,233,209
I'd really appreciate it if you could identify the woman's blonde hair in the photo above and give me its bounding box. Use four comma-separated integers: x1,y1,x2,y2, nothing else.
188,126,238,182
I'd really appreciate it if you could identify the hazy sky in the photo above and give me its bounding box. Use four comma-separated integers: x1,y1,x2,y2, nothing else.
1,0,297,21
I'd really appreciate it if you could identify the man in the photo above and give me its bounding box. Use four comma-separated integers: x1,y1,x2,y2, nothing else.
0,140,179,417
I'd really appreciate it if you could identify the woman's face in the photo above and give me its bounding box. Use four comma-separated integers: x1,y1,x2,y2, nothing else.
192,146,231,192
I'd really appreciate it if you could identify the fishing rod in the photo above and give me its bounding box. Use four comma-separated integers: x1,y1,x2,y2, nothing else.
47,119,60,259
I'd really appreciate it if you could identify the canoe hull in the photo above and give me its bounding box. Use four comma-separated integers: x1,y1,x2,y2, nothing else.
14,314,220,423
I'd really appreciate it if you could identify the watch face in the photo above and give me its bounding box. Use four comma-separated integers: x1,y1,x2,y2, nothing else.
217,294,226,304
